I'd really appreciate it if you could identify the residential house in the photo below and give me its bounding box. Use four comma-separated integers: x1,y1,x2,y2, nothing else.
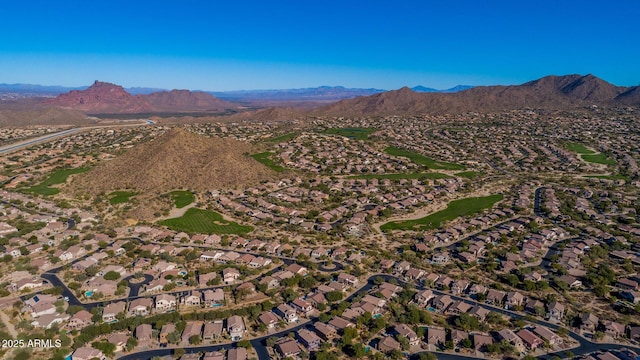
292,298,314,316
155,294,177,313
276,339,301,358
128,298,152,317
227,348,247,360
603,320,626,338
485,289,506,305
259,276,280,290
328,316,354,332
202,321,223,341
223,268,241,285
107,334,129,353
275,304,298,323
102,301,126,322
450,329,469,347
580,313,599,333
547,301,565,321
432,294,453,312
395,324,420,346
414,289,435,306
337,273,359,287
71,347,106,360
532,326,563,346
258,312,279,329
426,327,447,346
227,315,245,341
516,329,543,350
498,329,524,351
505,291,525,310
181,321,203,344
473,333,494,351
297,328,322,350
66,310,92,330
135,324,153,345
160,323,176,345
378,336,402,352
203,289,225,307
314,322,337,341
182,291,202,307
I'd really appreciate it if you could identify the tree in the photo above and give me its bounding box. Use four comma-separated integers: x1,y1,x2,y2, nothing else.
418,353,437,360
103,271,120,281
237,339,252,349
266,336,279,347
126,336,138,352
188,335,202,345
326,291,343,303
174,348,185,358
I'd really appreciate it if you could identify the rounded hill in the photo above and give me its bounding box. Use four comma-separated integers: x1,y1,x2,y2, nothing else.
71,128,277,193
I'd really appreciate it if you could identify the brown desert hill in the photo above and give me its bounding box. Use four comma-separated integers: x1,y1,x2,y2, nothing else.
0,105,92,126
70,127,277,194
615,86,640,104
221,106,305,122
44,81,155,114
144,89,238,112
315,74,636,116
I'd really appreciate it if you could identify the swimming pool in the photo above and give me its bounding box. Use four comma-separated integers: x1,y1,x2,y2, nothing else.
85,290,94,297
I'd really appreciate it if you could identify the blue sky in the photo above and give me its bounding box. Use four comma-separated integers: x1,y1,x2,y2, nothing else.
1,0,638,91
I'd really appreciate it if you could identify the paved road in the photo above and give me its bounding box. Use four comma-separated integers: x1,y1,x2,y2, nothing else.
0,128,83,155
0,119,155,156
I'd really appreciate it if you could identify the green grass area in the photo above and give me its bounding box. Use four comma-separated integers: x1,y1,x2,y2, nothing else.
381,194,504,232
348,172,451,180
250,152,286,172
584,174,630,181
266,132,297,143
169,190,195,208
23,168,89,196
384,146,465,171
454,171,478,179
322,127,377,140
581,153,615,165
159,208,253,235
108,191,136,205
566,142,595,155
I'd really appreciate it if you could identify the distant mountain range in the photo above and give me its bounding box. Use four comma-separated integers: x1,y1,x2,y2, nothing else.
3,74,638,119
0,83,164,96
0,83,474,101
411,85,474,93
315,74,640,116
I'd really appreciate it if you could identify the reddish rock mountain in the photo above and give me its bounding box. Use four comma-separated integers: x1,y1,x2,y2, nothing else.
44,81,238,114
44,81,155,114
315,74,638,116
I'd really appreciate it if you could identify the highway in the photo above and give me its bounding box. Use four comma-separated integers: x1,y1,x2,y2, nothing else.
0,128,83,155
0,119,155,155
